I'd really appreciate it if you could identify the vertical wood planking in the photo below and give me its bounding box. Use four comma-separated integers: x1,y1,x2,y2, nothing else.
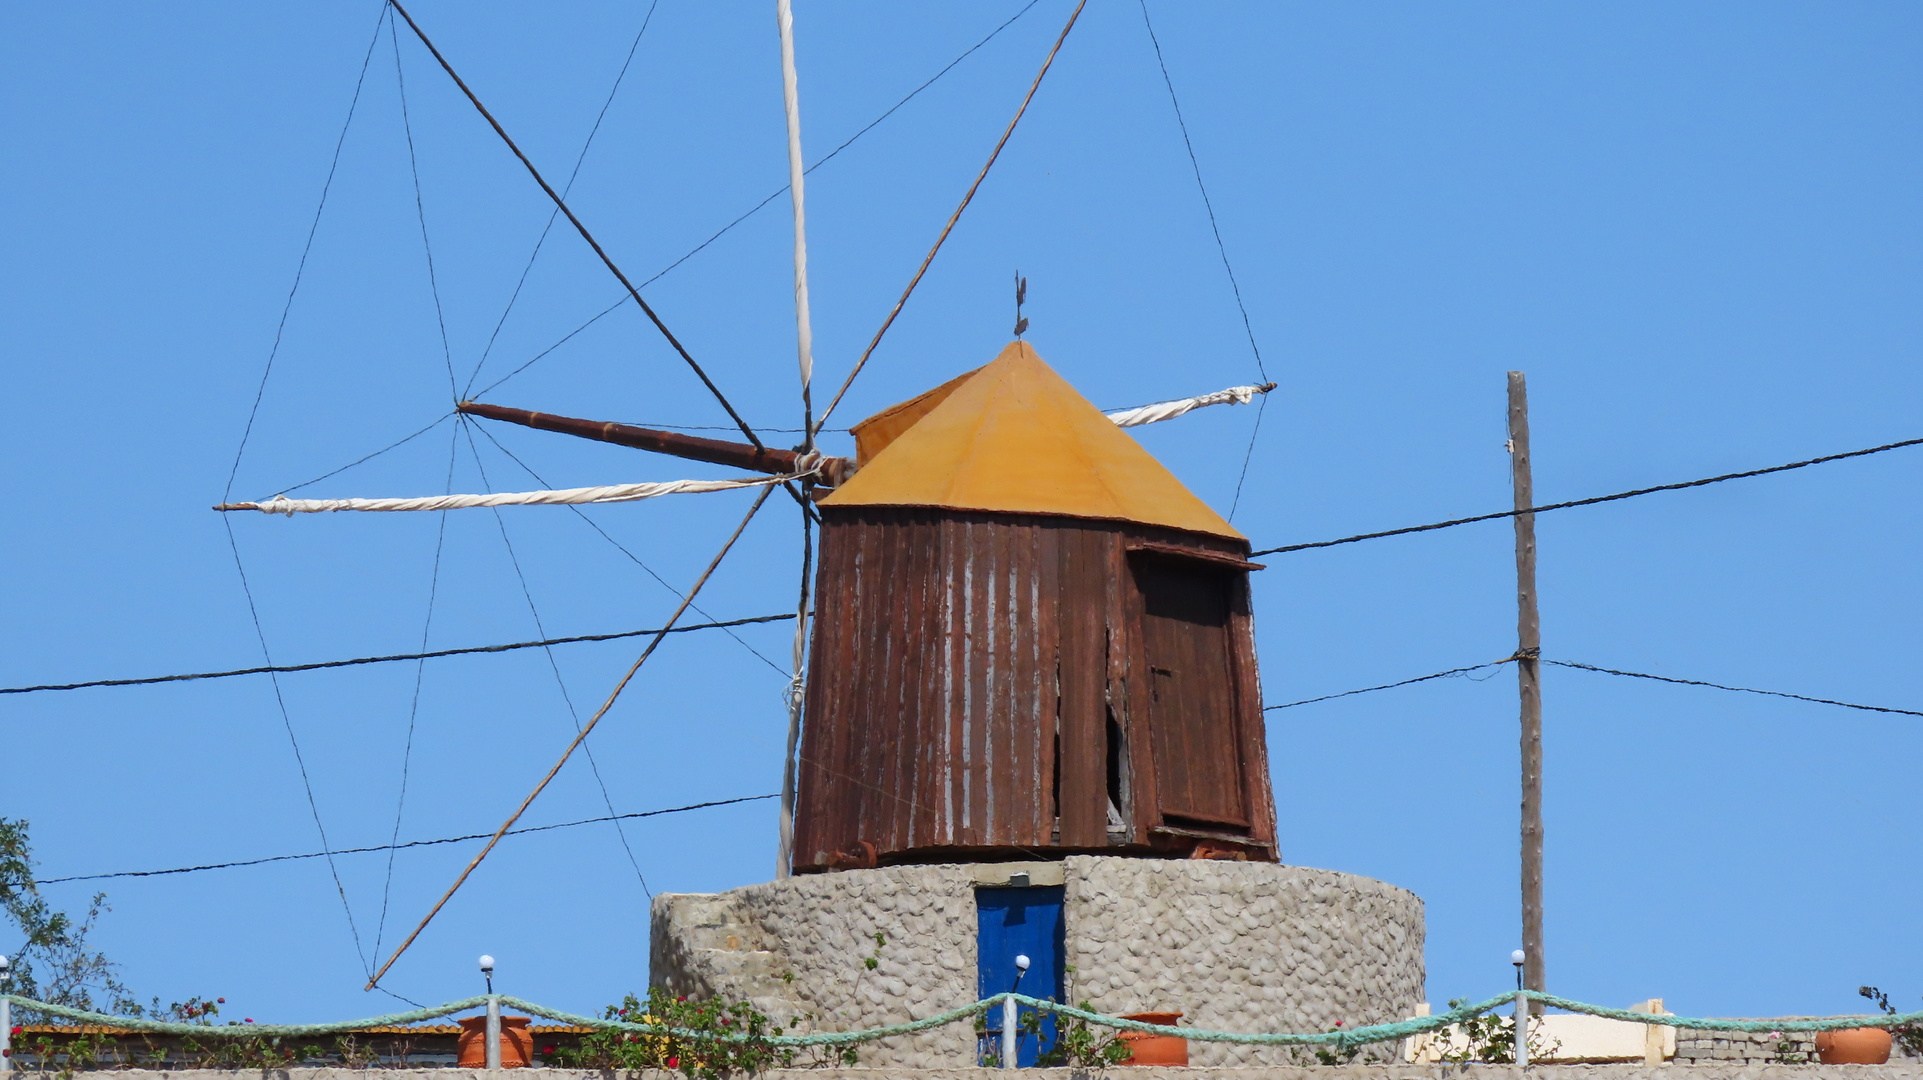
1229,576,1278,854
793,509,1282,870
1056,525,1105,846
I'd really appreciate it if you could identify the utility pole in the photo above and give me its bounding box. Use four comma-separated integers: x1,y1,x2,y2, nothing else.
1507,370,1545,1006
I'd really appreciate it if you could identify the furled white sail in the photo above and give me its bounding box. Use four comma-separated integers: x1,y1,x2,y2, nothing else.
1105,382,1273,428
220,473,803,515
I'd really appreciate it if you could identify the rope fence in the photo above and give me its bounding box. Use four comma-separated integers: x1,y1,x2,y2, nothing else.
9,990,1920,1050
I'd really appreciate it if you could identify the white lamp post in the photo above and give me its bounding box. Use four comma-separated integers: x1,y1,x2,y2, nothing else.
480,955,500,1071
1511,950,1528,1067
1001,954,1030,1069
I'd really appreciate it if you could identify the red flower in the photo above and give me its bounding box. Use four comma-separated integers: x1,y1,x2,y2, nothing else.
1334,1021,1344,1027
676,996,686,1003
667,1056,679,1069
541,1046,556,1055
8,1027,19,1037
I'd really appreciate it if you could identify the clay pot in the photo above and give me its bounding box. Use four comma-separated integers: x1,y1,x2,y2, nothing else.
1816,1027,1891,1065
1118,1012,1188,1067
456,1015,534,1069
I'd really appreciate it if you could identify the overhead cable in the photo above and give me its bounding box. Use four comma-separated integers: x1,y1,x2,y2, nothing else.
29,795,778,887
0,613,795,696
1251,435,1923,557
1545,658,1923,719
1265,653,1921,720
1264,658,1515,710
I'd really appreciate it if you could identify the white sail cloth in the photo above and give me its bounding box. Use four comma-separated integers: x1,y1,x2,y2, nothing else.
223,473,801,516
1105,383,1271,428
222,385,1262,518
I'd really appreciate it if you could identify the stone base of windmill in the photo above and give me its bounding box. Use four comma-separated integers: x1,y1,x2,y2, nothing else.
649,855,1424,1068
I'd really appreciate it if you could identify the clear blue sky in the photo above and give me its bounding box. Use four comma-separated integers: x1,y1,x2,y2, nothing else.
3,1,1918,1025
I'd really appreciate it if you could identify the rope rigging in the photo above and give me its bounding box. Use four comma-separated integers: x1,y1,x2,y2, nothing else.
469,0,1048,403
214,1,394,978
384,0,765,450
364,483,778,990
1135,0,1273,521
817,0,1091,431
465,0,662,400
461,424,653,897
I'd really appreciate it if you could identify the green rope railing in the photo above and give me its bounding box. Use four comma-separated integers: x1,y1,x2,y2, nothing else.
6,990,1921,1050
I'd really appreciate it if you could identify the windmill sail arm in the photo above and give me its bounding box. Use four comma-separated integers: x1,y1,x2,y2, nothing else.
217,473,802,515
458,400,854,483
1106,381,1276,428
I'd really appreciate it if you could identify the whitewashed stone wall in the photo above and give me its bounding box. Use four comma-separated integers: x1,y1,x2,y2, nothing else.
45,1067,1923,1080
1061,857,1426,1067
650,857,1424,1069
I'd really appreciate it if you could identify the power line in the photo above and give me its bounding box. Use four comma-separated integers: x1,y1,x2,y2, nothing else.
0,613,796,696
28,795,778,887
1264,657,1514,710
1263,653,1922,720
1545,658,1923,719
1251,435,1923,557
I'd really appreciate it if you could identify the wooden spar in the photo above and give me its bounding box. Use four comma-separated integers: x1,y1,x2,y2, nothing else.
458,401,854,484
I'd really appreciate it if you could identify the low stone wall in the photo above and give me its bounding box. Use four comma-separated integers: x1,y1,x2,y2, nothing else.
1674,1026,1918,1066
26,1064,1923,1079
650,856,1425,1069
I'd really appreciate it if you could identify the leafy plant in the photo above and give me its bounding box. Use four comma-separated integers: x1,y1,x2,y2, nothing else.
1767,1030,1810,1064
1436,999,1561,1064
1028,1002,1133,1068
1313,1021,1362,1065
1860,986,1923,1059
552,988,851,1077
0,818,138,1017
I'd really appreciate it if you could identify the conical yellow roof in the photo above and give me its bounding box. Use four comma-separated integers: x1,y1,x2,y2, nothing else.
821,342,1244,540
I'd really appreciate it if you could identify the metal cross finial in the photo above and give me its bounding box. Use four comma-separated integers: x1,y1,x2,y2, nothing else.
1013,272,1029,338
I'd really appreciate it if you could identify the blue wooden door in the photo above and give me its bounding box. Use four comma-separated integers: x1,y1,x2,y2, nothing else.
976,886,1065,1066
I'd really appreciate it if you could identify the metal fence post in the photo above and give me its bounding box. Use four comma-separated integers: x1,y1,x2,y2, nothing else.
1514,992,1529,1067
486,994,502,1071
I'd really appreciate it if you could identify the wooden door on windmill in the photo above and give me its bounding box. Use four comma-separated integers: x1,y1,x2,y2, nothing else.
1135,558,1250,830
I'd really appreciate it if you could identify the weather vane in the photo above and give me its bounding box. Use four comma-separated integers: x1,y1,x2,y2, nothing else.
1013,271,1029,338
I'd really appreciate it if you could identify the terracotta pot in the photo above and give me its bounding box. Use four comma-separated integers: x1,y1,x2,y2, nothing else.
1118,1012,1188,1067
1816,1027,1891,1065
456,1015,534,1069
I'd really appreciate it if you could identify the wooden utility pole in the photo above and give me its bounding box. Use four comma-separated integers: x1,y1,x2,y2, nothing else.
1507,371,1545,1005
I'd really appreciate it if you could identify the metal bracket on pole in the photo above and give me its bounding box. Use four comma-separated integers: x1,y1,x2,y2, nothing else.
486,994,502,1071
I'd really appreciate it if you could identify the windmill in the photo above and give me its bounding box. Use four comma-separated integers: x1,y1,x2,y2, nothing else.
215,0,1290,1002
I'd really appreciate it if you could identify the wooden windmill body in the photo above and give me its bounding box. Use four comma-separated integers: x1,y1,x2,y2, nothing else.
796,341,1277,871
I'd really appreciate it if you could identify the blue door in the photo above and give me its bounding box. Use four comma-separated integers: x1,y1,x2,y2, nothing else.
976,886,1065,1066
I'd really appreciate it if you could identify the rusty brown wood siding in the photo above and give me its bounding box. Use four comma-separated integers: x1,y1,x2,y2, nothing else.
792,508,1277,872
